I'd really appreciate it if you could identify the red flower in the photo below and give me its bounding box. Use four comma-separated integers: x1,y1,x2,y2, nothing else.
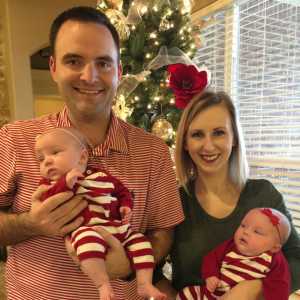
167,63,207,109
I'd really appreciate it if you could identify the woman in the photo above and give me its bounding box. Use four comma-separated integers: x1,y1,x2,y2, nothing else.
154,91,300,299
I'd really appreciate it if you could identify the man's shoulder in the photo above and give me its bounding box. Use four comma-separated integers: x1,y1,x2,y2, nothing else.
118,118,169,150
2,113,58,135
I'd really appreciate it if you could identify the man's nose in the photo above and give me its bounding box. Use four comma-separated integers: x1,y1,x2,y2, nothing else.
80,63,99,85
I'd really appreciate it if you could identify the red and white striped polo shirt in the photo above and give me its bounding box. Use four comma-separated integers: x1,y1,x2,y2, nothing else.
0,105,184,300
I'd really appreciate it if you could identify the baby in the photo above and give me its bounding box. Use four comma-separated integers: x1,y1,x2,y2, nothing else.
176,208,291,300
35,127,166,300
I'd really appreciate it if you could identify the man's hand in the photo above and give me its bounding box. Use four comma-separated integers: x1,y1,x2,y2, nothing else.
27,184,87,237
64,226,133,279
119,206,132,224
206,276,221,292
66,168,84,188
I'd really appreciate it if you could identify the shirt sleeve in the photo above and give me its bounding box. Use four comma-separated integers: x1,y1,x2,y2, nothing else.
0,125,17,207
269,182,300,293
111,176,134,210
41,178,74,201
262,251,290,300
201,238,233,281
143,139,185,231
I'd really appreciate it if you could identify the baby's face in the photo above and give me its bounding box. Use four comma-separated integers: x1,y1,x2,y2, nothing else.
35,130,83,181
234,209,280,256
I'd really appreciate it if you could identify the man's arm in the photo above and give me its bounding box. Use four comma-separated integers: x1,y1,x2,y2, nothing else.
0,185,87,246
146,227,174,264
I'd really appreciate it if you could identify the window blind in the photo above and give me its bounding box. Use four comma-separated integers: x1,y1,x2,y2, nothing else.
194,0,300,234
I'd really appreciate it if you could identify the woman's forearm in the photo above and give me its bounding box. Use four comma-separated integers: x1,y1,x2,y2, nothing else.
154,278,178,300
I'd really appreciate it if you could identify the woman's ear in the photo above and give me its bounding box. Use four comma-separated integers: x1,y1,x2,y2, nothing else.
79,150,89,165
232,136,237,147
270,244,282,253
184,144,189,150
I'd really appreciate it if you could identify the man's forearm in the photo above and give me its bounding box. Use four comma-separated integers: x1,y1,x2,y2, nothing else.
146,227,174,264
0,210,35,246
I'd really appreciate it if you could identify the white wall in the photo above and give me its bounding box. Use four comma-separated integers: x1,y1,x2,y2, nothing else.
1,0,97,121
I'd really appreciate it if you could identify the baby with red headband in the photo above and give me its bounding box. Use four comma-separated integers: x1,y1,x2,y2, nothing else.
176,208,291,300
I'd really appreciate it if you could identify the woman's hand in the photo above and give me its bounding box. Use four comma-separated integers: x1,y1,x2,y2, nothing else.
218,279,265,300
64,226,133,279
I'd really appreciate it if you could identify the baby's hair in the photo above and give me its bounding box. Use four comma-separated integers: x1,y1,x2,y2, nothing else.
36,127,88,151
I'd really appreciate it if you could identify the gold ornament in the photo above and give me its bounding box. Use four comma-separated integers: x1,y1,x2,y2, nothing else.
160,82,170,90
107,0,123,10
115,21,130,42
159,18,170,31
151,119,173,141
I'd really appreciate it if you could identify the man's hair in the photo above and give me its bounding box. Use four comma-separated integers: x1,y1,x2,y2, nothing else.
49,6,120,63
174,91,249,194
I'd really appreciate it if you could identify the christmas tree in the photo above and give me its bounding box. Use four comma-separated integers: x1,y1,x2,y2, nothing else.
97,0,206,147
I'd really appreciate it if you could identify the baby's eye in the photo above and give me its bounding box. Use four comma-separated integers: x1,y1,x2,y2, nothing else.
53,151,58,155
254,230,260,234
241,224,245,228
39,158,44,163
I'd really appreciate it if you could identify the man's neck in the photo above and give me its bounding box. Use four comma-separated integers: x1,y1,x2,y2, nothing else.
66,108,111,149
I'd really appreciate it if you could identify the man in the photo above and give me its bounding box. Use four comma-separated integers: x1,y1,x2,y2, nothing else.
0,6,184,300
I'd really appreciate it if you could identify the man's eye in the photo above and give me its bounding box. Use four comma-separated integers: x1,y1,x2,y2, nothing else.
99,62,110,68
67,60,78,65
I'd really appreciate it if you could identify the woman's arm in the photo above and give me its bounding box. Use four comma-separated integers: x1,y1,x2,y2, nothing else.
218,279,265,300
154,278,178,300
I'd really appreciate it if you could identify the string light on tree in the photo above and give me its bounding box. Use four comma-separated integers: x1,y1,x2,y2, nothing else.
98,0,208,147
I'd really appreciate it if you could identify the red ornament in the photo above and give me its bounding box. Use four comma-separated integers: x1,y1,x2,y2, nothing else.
167,63,207,109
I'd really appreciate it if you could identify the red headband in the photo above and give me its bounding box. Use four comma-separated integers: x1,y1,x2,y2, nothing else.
257,208,281,244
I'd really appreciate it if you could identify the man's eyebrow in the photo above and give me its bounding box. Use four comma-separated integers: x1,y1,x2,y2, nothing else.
61,53,82,61
61,53,115,64
95,55,115,64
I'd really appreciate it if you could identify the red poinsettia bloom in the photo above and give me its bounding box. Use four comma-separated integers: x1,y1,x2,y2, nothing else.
167,63,207,109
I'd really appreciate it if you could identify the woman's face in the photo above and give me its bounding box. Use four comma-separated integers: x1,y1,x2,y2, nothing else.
185,105,236,178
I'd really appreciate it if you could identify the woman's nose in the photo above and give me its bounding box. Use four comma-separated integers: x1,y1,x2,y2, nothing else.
203,136,214,151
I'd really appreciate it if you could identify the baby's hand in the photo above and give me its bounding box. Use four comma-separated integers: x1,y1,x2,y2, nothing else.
205,276,221,293
120,207,132,224
65,168,84,188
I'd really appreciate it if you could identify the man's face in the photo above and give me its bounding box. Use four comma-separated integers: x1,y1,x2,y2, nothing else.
50,21,122,121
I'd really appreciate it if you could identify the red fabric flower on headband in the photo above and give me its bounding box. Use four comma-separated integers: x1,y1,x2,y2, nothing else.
167,63,207,109
260,208,280,227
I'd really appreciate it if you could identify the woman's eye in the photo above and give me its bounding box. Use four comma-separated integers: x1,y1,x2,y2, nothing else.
192,132,202,138
215,130,225,136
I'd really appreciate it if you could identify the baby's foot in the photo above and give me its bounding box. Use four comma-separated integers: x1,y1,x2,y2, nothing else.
137,282,167,300
99,282,116,300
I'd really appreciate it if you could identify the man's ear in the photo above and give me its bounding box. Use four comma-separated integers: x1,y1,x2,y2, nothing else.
117,62,123,85
270,244,282,253
49,56,57,82
79,150,89,165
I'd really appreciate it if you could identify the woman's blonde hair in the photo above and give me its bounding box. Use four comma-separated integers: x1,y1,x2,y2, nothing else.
174,91,249,194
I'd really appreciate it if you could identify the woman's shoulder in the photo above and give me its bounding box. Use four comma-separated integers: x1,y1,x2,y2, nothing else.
243,178,282,206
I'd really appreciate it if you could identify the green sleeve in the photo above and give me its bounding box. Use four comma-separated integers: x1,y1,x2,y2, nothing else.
271,183,300,294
